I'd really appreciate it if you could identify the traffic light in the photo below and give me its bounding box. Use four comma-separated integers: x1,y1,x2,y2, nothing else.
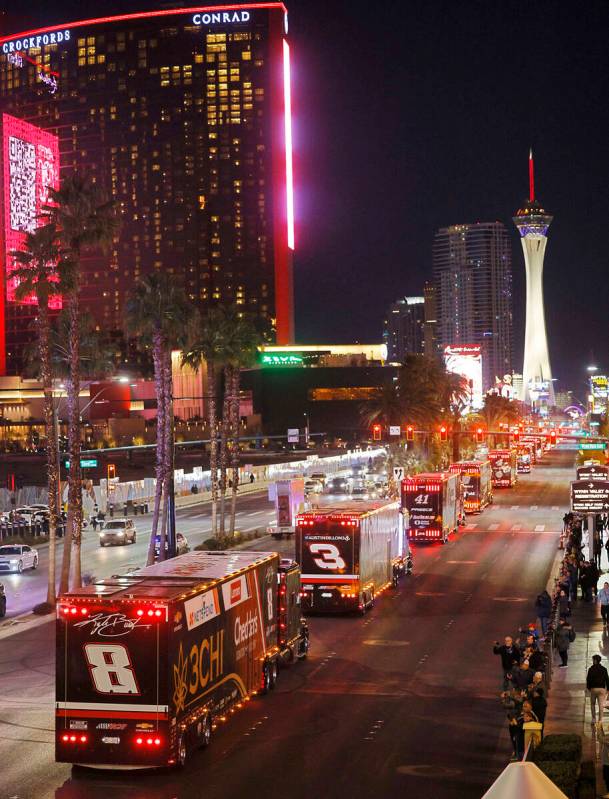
6,473,15,492
476,427,484,443
513,430,520,443
550,430,557,445
406,425,414,442
440,425,448,442
372,424,382,442
107,463,117,480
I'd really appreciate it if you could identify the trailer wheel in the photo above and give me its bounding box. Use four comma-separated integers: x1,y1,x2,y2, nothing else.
177,733,188,768
198,714,212,748
269,659,278,689
261,662,271,694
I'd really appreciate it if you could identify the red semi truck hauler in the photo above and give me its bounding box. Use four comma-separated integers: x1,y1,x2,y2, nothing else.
56,551,308,769
449,460,493,513
401,472,460,543
295,501,410,613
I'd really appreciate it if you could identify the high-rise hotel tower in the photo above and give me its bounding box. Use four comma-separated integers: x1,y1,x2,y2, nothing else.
0,4,294,373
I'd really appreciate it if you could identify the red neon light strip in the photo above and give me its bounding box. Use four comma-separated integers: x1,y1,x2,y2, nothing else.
0,3,286,44
55,709,168,719
529,148,534,202
22,53,59,77
283,39,294,250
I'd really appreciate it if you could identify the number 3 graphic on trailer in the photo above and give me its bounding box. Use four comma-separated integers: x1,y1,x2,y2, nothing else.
84,643,140,695
309,543,346,570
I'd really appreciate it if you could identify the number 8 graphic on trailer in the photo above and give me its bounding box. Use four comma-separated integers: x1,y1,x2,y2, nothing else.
84,643,140,695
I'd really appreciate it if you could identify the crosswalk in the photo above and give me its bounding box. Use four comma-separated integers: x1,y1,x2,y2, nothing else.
487,505,563,511
461,522,560,534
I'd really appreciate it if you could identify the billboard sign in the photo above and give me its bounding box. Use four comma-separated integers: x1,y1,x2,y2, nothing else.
591,375,608,415
571,480,609,513
444,344,483,412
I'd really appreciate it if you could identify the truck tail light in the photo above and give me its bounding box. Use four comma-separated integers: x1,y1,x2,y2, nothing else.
61,733,88,744
135,736,162,747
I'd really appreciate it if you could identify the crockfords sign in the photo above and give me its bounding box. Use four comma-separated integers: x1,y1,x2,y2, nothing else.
3,30,71,54
192,11,250,24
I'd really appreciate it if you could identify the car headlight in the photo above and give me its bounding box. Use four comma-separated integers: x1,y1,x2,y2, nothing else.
100,533,105,537
9,559,18,564
117,532,124,537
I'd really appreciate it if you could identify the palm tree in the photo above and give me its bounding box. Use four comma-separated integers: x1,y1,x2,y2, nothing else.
45,174,118,591
11,224,61,608
181,307,230,540
125,273,194,564
223,310,263,537
474,395,521,448
439,370,471,463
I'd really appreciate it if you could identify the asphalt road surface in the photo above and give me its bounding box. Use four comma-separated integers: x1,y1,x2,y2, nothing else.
0,448,573,799
0,490,281,618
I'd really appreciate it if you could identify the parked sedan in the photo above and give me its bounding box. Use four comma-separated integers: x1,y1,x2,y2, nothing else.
99,518,137,546
154,532,189,557
0,544,39,573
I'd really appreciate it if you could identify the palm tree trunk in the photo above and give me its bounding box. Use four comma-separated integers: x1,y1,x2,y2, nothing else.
39,302,58,606
148,331,166,565
452,414,461,463
207,362,218,538
229,366,240,538
66,290,84,591
218,366,231,539
159,347,173,561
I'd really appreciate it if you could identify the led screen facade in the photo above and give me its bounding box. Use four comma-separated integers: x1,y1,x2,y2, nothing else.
0,114,60,373
444,344,483,412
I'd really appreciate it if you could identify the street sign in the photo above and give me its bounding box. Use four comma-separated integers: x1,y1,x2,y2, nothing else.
570,479,609,512
580,442,608,450
64,458,98,469
577,464,609,481
287,428,299,444
393,466,405,482
389,425,401,437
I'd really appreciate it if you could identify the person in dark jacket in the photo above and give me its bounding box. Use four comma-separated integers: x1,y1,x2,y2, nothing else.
587,654,609,722
493,637,521,688
556,619,576,667
589,560,600,598
524,647,545,673
558,589,571,619
534,590,553,635
512,660,535,691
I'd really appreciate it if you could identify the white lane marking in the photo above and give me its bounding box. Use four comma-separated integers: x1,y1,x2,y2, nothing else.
416,591,445,597
447,560,477,564
363,639,410,647
493,597,527,602
535,525,545,532
511,505,519,510
552,506,559,511
511,525,522,531
488,524,499,531
530,505,538,510
464,524,477,531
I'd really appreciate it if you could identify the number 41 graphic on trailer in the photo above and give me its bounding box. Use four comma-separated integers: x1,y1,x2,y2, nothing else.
84,643,140,695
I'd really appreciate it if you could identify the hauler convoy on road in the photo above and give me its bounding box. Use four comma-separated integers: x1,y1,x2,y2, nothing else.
56,551,308,769
295,501,410,613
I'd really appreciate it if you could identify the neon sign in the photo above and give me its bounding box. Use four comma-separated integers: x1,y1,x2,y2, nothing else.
192,11,250,24
1,115,61,306
2,30,71,54
260,353,303,366
283,40,294,250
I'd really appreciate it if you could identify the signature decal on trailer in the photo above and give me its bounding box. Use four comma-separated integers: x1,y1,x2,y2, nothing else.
74,612,151,638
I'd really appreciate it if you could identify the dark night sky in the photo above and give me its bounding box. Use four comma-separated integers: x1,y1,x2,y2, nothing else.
3,1,609,390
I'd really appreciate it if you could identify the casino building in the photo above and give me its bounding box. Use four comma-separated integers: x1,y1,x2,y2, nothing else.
0,3,294,375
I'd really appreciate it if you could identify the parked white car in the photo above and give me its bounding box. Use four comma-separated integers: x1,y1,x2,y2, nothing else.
0,544,39,573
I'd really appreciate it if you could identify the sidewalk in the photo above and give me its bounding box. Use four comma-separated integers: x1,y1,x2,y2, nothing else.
544,567,609,795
